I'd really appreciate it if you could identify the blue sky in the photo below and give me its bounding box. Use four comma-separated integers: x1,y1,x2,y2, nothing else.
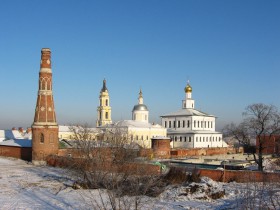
0,0,279,130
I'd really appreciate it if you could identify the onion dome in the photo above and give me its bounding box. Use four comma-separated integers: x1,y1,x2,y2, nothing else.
184,84,192,93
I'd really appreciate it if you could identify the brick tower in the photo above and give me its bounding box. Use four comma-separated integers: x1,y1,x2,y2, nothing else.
32,48,58,164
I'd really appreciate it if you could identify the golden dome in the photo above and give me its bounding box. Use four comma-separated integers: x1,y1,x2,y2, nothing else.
184,84,192,93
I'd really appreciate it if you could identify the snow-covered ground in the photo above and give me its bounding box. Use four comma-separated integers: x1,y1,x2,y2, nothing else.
0,157,279,209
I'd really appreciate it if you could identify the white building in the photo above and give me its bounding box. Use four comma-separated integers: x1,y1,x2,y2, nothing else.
161,82,227,149
100,89,166,148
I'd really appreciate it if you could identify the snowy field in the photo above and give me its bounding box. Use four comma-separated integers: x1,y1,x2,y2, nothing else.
0,157,279,210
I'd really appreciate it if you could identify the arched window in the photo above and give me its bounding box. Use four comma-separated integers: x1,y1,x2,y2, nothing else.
40,133,44,143
105,112,108,119
106,99,108,106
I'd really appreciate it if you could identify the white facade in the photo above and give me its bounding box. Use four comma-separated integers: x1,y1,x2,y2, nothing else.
161,82,227,149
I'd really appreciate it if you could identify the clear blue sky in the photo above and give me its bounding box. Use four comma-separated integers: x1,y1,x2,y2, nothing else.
0,0,279,130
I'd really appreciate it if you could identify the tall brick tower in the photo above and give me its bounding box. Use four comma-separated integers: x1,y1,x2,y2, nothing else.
32,48,58,164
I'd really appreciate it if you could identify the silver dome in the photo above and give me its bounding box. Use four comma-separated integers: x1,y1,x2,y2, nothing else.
132,104,148,111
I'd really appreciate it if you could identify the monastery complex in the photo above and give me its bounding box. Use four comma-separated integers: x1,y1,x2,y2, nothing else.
0,48,228,163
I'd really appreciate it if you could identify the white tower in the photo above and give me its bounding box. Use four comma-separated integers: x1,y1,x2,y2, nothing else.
182,81,195,109
96,79,112,127
132,89,149,123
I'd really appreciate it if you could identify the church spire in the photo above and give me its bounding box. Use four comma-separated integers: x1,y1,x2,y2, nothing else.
138,88,143,104
96,79,112,127
101,78,108,92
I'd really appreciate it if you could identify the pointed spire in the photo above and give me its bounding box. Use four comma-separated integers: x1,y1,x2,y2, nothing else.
138,88,143,104
101,78,108,92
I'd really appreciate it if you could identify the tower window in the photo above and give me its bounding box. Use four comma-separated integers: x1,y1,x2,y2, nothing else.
173,121,176,128
105,112,108,119
164,121,167,128
100,99,102,106
106,99,108,106
189,137,191,142
183,120,185,128
169,121,171,128
198,121,200,128
180,136,182,142
187,120,190,128
184,137,187,142
194,121,196,127
178,121,180,128
40,133,44,143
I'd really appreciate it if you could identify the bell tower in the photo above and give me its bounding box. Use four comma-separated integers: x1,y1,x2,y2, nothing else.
32,48,58,164
182,81,195,109
96,79,112,127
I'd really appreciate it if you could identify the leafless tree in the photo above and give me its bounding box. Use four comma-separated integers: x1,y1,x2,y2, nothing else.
224,103,280,171
65,124,163,210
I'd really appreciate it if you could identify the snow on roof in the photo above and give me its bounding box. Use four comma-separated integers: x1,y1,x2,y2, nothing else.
161,108,215,118
0,139,32,147
102,120,164,129
167,130,222,135
59,125,100,133
151,136,171,140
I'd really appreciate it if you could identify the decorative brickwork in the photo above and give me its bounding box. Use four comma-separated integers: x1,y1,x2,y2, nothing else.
32,48,58,164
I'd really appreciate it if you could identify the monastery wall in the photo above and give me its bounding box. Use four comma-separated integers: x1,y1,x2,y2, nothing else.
0,145,32,161
171,147,243,157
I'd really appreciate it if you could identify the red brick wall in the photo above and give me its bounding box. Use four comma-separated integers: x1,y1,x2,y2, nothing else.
47,155,161,175
256,135,280,155
199,168,280,183
171,147,243,158
0,145,32,161
152,139,171,159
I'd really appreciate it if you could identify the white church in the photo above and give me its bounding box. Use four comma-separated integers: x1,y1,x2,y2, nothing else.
161,82,227,149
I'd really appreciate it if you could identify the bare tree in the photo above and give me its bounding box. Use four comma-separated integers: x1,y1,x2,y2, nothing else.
224,103,280,171
65,124,163,210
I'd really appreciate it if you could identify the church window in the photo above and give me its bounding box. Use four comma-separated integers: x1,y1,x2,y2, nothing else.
189,137,191,142
198,121,200,128
175,136,177,141
183,120,185,128
187,120,190,128
105,112,108,119
208,121,209,128
205,121,206,128
196,137,198,142
200,137,201,142
194,121,196,127
180,136,182,142
100,99,102,106
99,112,102,120
169,121,171,128
40,133,44,143
219,137,221,141
206,137,208,142
164,121,167,128
106,99,108,106
203,137,205,142
173,121,176,128
184,137,187,142
178,121,180,128
211,122,213,128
